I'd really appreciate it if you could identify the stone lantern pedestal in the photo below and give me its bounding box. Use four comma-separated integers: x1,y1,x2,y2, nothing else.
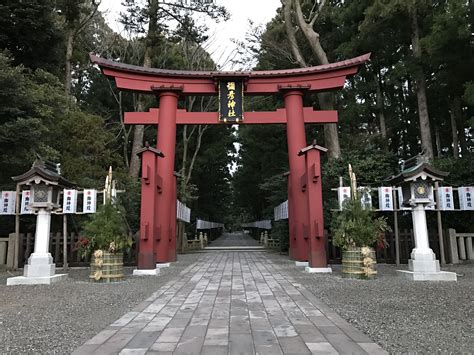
388,154,457,281
7,158,73,286
8,209,67,285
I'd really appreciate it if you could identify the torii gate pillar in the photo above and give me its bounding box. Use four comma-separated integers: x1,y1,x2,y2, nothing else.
136,145,164,270
283,90,309,261
299,141,331,272
155,90,179,263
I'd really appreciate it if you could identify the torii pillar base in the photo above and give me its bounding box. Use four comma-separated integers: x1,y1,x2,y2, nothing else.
133,268,160,276
305,267,332,274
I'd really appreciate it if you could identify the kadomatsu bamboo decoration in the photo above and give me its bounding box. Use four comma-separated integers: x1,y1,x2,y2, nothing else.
331,165,391,279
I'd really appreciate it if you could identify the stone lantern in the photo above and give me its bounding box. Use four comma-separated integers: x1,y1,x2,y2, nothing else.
7,157,75,285
388,154,456,281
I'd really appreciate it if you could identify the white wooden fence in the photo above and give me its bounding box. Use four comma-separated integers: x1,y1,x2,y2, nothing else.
196,219,224,230
242,220,272,229
274,200,288,221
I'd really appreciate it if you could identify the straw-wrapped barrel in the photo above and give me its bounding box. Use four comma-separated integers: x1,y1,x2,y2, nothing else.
342,247,377,280
89,251,124,283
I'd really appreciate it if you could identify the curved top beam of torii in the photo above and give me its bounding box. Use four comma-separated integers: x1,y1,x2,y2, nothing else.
89,53,370,96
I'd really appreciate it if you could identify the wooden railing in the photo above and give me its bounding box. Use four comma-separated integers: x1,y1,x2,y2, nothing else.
17,232,138,267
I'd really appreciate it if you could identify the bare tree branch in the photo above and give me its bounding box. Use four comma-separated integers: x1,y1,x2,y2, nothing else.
283,0,308,67
309,0,326,27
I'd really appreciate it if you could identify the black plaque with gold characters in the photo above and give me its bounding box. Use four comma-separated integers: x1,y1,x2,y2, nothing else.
219,80,244,123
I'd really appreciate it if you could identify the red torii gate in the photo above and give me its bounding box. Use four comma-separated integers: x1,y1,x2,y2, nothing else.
90,53,370,271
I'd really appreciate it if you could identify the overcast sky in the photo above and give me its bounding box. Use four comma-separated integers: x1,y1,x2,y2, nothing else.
98,0,281,69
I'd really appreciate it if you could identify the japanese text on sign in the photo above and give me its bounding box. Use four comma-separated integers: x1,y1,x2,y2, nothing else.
219,80,243,123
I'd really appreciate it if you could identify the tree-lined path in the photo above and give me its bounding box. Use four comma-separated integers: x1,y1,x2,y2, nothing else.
73,234,387,355
209,232,261,248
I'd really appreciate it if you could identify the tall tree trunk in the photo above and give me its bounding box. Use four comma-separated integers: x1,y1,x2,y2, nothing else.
435,125,442,158
410,7,434,161
375,71,387,138
65,29,74,96
292,0,341,158
128,0,159,178
283,0,307,67
450,102,459,159
452,96,466,155
318,92,341,158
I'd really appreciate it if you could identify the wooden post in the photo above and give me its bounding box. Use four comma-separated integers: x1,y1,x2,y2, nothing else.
434,182,446,265
14,184,21,270
392,188,400,266
63,214,68,270
448,229,458,264
55,232,61,264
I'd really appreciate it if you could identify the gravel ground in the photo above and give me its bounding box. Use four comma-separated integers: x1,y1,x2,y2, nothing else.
0,253,200,355
274,254,474,354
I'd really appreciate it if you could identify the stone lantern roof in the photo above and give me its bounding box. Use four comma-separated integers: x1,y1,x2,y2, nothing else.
387,153,449,185
12,156,75,188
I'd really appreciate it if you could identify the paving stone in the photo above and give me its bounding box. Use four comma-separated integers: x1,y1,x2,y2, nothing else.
273,324,298,337
252,330,279,346
71,344,100,355
229,333,254,355
143,317,172,332
146,352,173,355
94,330,137,355
189,317,209,326
84,329,118,345
119,349,148,355
249,317,272,331
309,315,335,327
182,325,208,338
124,320,150,333
111,312,140,327
167,317,190,328
149,342,177,352
209,319,229,328
135,312,157,322
143,303,166,314
278,336,311,354
173,311,194,320
159,305,180,318
324,333,367,354
295,326,326,343
126,331,161,349
255,344,284,355
358,343,389,355
156,327,185,343
133,301,152,312
305,342,339,355
174,335,205,354
230,317,251,334
317,325,346,336
200,345,228,355
204,327,229,346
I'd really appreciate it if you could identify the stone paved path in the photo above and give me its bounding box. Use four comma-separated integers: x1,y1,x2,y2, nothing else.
210,232,261,247
73,234,387,355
